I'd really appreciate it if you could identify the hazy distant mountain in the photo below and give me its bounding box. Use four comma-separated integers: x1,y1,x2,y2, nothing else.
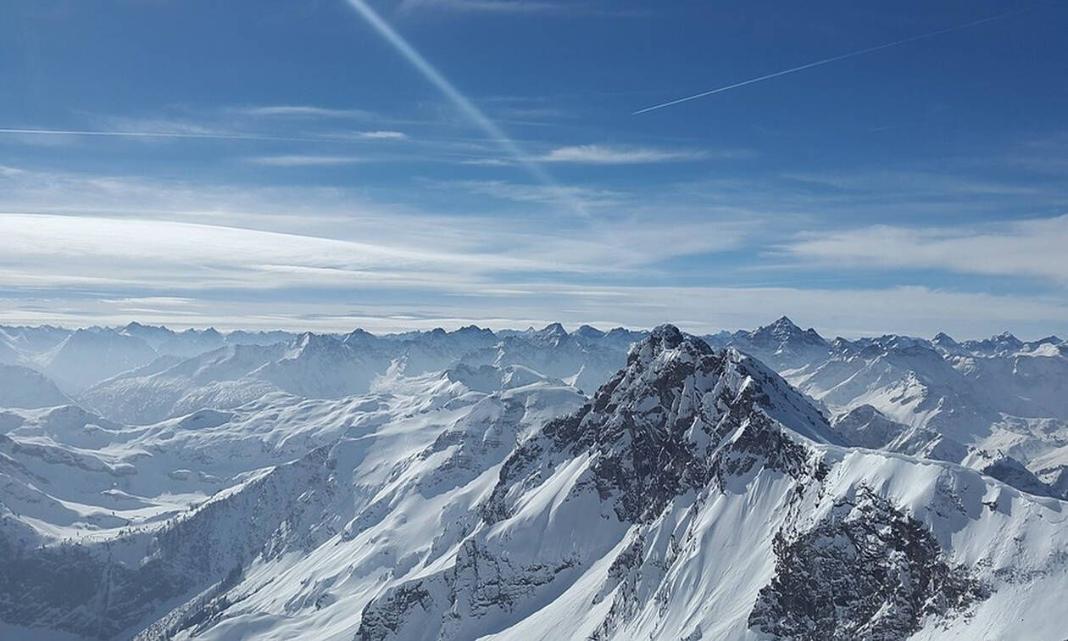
0,363,72,409
41,328,159,392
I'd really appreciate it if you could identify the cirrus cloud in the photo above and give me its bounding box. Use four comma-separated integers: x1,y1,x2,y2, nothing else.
538,144,706,165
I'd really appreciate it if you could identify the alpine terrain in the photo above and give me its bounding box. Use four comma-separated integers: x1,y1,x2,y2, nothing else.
0,322,1066,641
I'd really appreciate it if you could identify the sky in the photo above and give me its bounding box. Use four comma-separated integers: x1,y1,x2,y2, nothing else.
1,0,1067,339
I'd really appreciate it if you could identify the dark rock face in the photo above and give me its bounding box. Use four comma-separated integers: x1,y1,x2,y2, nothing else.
0,447,337,640
485,325,830,524
355,539,578,641
748,489,988,641
356,582,434,641
978,454,1062,499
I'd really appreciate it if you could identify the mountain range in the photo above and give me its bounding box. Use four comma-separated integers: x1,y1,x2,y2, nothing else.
0,319,1066,640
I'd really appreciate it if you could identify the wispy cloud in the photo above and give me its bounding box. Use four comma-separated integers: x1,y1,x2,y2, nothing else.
355,130,409,140
440,179,626,208
0,126,294,143
244,155,366,167
235,105,378,119
783,214,1068,283
538,144,706,165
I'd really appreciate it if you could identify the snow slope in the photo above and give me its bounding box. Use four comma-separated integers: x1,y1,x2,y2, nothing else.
0,323,1066,641
2,326,1063,641
0,364,72,409
724,318,1068,498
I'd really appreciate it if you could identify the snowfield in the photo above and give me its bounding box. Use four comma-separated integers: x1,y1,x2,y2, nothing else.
0,321,1066,640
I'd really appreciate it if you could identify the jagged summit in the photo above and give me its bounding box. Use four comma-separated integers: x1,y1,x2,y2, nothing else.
487,323,836,524
751,315,826,345
933,331,957,345
453,324,494,337
627,323,710,366
540,322,567,336
574,324,605,338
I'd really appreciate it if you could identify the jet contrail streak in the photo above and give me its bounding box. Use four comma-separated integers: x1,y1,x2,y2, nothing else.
341,0,587,217
633,10,1023,115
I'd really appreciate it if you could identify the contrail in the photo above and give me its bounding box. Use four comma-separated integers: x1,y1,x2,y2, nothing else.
341,0,587,216
633,10,1024,115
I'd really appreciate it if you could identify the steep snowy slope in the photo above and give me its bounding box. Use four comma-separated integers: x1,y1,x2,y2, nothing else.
40,328,159,392
0,325,71,359
347,328,1065,641
0,364,72,409
830,404,968,463
342,327,1064,641
722,316,832,370
1,324,1066,641
944,344,1068,420
0,332,19,365
724,321,1068,498
5,326,1056,641
0,365,587,641
252,333,390,399
81,326,634,425
79,343,288,424
460,323,628,393
119,323,296,358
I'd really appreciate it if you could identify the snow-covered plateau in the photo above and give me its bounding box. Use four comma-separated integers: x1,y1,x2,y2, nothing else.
1,320,1066,640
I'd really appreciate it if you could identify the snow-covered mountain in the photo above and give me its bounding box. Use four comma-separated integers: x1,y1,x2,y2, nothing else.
0,363,72,409
718,317,1068,499
75,324,637,425
1,325,1066,641
40,328,159,392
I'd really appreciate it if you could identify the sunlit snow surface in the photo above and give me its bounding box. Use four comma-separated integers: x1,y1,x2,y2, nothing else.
0,322,1065,640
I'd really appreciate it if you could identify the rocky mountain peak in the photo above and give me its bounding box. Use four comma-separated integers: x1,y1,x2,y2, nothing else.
575,324,604,338
626,323,707,365
487,326,832,524
932,331,957,346
750,316,827,348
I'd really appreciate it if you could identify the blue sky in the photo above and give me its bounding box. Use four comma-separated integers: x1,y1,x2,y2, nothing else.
1,0,1067,338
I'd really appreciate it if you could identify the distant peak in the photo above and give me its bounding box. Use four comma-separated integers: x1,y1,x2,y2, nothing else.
540,322,567,335
648,323,685,346
454,324,490,335
629,324,710,364
575,324,604,338
770,315,798,329
751,315,826,347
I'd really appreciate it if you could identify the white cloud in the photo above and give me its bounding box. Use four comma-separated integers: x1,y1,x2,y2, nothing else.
784,214,1068,283
244,155,366,167
2,284,1065,340
355,130,409,140
236,105,377,119
1,165,1065,338
444,179,626,208
538,144,706,165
